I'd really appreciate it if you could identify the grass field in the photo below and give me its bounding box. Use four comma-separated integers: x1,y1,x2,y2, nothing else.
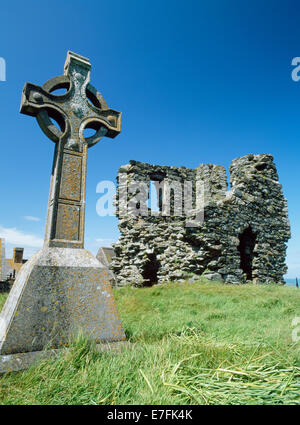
0,279,299,405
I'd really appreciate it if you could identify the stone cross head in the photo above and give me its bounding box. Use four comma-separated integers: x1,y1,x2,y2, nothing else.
20,51,121,249
20,51,121,149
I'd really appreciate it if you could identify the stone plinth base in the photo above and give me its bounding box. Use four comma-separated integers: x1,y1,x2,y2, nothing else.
0,341,130,373
0,247,126,356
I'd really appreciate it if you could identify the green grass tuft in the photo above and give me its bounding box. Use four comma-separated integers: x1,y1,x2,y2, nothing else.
0,293,7,311
0,280,299,405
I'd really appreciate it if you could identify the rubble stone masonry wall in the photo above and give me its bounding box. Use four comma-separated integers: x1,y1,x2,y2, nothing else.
111,154,291,287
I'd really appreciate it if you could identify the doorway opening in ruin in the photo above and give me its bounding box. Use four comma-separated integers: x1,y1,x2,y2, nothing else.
238,227,257,280
142,253,160,286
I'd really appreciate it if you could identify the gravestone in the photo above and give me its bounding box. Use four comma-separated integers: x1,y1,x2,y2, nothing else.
0,52,126,371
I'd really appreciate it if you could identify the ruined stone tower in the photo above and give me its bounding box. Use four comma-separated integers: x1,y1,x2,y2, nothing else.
110,154,290,286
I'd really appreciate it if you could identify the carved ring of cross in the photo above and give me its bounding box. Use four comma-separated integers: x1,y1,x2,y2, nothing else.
34,75,116,148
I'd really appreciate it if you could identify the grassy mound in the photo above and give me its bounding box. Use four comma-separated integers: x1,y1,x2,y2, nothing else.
0,279,299,405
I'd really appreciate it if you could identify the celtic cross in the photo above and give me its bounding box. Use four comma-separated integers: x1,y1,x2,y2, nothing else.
20,51,121,249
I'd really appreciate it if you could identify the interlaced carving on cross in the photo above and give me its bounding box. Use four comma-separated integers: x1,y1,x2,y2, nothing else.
20,52,121,249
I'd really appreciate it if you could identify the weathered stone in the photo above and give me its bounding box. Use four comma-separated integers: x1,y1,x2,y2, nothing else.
110,154,290,287
0,248,125,355
0,52,125,365
204,273,223,282
96,247,116,283
187,275,201,283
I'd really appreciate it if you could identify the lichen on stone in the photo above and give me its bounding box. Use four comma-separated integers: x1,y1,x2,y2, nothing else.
111,154,290,287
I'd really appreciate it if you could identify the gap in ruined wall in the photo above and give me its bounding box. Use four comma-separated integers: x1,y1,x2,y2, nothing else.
238,226,257,280
148,172,166,213
148,181,161,212
226,166,230,191
142,253,160,286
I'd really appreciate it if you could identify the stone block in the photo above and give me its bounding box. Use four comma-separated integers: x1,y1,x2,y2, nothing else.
0,247,125,355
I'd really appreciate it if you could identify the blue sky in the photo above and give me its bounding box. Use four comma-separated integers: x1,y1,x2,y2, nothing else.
0,0,299,277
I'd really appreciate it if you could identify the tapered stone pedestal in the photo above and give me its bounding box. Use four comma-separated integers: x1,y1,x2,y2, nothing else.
0,248,125,357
